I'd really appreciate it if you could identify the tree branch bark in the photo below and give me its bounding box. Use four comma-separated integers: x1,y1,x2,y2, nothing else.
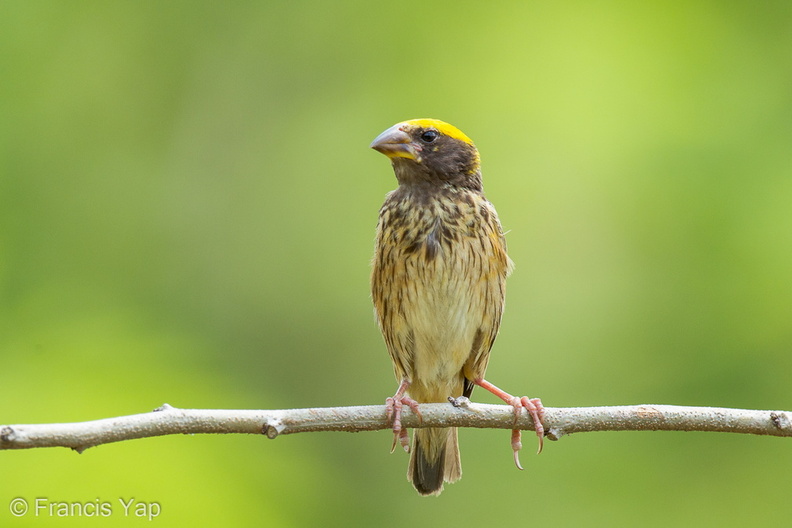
2,402,791,453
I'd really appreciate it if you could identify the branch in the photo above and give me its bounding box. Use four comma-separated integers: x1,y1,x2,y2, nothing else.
2,402,791,452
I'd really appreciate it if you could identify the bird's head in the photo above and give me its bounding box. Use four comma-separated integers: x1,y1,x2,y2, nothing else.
370,119,482,191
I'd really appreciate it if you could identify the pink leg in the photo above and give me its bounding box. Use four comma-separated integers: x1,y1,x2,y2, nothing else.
474,378,545,470
385,379,421,453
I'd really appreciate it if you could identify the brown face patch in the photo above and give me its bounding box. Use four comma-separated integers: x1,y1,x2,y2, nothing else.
386,124,482,192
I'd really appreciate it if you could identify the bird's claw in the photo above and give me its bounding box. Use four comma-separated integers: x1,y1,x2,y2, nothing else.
390,427,410,453
511,429,524,470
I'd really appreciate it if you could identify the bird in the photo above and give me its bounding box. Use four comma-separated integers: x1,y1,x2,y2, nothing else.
369,118,545,496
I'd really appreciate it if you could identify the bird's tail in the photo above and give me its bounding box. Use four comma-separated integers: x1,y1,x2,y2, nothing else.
408,427,461,496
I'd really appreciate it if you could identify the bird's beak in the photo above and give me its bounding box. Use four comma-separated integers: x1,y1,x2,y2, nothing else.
370,124,419,161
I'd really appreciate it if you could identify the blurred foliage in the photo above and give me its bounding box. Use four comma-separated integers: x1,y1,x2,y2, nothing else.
2,1,792,526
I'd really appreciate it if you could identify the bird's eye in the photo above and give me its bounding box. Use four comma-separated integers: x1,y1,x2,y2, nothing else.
420,129,439,143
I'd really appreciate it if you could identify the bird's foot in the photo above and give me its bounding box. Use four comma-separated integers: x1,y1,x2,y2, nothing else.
474,379,545,470
506,396,545,469
385,380,421,453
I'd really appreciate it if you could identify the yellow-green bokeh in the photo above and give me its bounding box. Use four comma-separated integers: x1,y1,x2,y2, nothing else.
2,2,791,526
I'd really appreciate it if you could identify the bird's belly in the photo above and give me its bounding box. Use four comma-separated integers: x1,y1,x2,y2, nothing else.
404,260,484,402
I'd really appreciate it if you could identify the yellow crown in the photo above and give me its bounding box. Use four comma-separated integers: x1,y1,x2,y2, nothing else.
403,119,474,145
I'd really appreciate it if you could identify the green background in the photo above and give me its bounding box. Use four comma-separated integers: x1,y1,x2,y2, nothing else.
2,1,791,526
